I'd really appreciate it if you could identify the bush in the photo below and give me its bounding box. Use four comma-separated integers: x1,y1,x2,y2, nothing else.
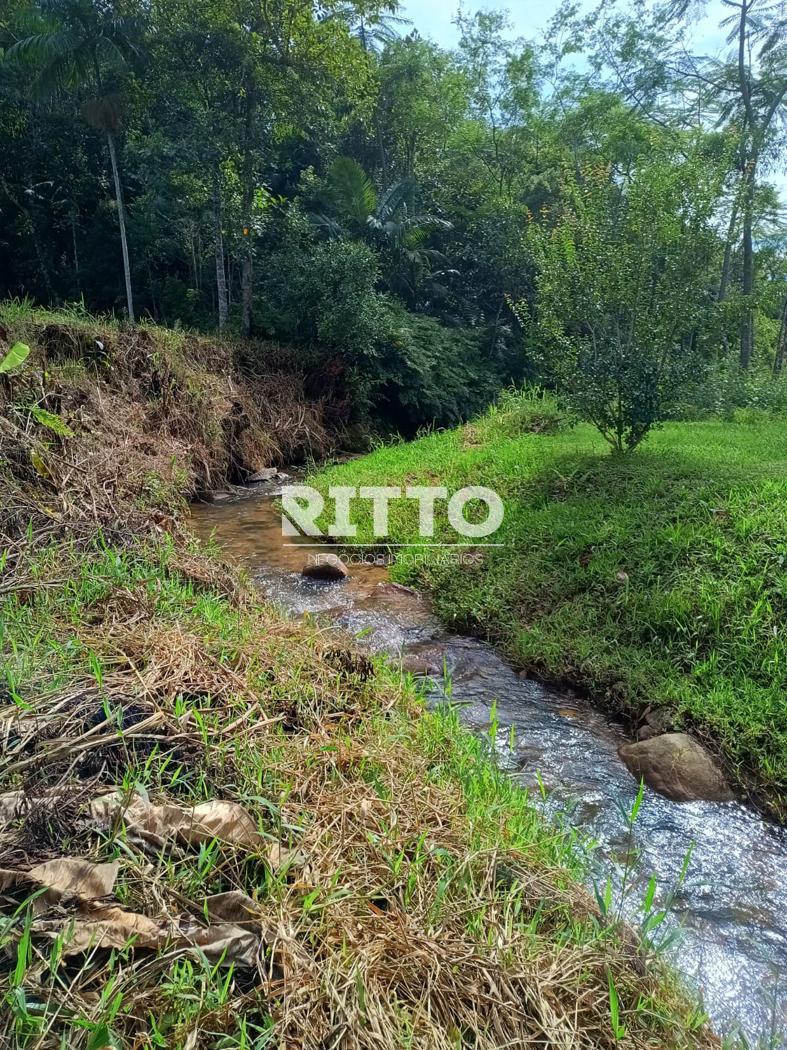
372,303,518,433
677,363,787,420
256,213,386,364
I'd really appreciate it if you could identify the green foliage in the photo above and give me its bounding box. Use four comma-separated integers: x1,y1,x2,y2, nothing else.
319,157,378,231
0,342,30,374
314,414,787,816
372,303,512,431
29,405,75,437
0,0,785,428
475,385,567,441
679,363,787,420
258,215,385,362
254,214,516,429
524,151,723,452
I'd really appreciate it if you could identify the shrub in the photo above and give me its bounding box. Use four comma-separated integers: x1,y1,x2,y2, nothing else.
256,213,386,364
677,363,787,420
372,303,517,433
524,151,722,452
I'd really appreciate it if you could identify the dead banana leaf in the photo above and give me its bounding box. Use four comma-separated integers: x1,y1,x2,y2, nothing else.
33,904,167,954
91,793,262,849
0,791,23,822
27,858,119,900
266,842,306,871
204,890,260,926
0,858,118,902
33,904,258,965
181,920,258,966
182,800,261,848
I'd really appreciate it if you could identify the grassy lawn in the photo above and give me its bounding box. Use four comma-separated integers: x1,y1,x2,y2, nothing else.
314,403,787,817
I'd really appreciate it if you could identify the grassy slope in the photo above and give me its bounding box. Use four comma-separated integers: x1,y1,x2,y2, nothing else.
0,312,714,1048
314,408,787,817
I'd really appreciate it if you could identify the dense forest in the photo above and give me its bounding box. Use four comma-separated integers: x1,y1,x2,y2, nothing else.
1,0,785,438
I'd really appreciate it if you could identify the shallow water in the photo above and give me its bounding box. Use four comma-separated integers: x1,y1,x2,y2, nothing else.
191,485,787,1045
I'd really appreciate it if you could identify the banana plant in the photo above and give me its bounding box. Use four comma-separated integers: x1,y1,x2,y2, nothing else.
0,343,30,375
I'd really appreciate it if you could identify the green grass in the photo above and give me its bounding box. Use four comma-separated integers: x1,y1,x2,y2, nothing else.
313,403,787,816
0,535,714,1048
0,309,728,1046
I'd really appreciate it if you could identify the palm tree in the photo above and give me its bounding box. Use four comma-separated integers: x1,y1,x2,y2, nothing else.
335,4,411,54
7,0,142,322
314,156,453,305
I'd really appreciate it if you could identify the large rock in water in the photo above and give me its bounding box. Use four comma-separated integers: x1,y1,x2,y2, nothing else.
399,653,443,677
301,554,349,581
618,733,734,803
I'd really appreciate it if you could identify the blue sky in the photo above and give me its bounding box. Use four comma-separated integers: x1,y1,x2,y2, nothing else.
397,2,787,201
398,1,728,51
399,1,570,47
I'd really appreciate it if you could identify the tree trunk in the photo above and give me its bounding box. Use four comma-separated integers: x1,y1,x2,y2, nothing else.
376,116,389,191
739,170,755,369
240,77,256,341
148,261,158,321
773,295,787,375
106,129,135,323
716,191,741,359
718,194,739,304
213,173,228,333
71,208,81,287
735,0,755,370
25,209,54,301
189,226,199,292
241,218,253,339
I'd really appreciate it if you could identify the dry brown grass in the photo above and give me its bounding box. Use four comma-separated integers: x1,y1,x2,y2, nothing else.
0,310,337,551
0,540,718,1050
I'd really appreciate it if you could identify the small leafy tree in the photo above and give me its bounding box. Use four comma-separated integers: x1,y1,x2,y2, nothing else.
522,150,722,451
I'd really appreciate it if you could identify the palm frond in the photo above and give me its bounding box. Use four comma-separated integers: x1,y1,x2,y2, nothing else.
310,212,345,238
326,157,377,225
377,177,416,221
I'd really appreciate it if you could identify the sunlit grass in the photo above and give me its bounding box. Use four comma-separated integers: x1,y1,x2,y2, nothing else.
314,408,787,816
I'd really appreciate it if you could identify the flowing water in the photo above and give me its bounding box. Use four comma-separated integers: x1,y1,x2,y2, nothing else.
191,484,787,1045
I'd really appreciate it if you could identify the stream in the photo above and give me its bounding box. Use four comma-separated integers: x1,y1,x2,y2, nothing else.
190,483,787,1046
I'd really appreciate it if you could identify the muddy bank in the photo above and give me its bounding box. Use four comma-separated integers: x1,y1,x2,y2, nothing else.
0,311,350,550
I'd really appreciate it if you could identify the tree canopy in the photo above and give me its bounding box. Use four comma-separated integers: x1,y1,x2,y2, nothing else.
1,0,785,439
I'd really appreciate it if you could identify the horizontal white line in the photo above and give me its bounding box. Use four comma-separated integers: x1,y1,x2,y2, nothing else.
282,543,506,548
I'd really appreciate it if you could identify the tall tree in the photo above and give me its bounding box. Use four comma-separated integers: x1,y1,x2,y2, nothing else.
723,0,787,367
222,0,376,337
7,0,143,322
